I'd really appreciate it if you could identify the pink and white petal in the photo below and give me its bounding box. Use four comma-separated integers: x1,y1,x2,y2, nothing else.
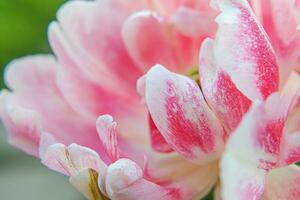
224,93,288,171
70,168,109,200
200,38,251,133
0,91,41,156
279,132,300,166
220,152,266,200
137,77,166,154
122,11,199,72
148,114,174,153
42,143,106,176
96,115,120,163
249,0,300,85
55,0,143,88
262,165,300,200
220,92,291,199
105,158,180,200
210,0,279,101
145,65,224,164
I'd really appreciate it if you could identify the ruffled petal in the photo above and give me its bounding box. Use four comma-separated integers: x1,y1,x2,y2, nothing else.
1,55,103,152
145,65,224,164
54,0,143,87
0,91,41,156
122,10,198,72
49,23,139,120
208,0,279,101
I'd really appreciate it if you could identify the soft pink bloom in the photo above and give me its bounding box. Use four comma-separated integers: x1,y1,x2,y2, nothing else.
2,0,300,200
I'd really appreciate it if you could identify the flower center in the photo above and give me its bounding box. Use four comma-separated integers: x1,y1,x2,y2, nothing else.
186,66,200,85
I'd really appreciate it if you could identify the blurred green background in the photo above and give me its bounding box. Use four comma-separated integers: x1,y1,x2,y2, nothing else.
0,1,85,199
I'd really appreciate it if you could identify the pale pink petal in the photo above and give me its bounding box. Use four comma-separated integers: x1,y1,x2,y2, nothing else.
39,132,56,158
145,154,219,199
96,115,120,163
262,165,300,200
147,0,212,16
145,65,224,164
122,10,198,72
284,72,300,133
286,106,300,133
209,0,279,101
49,23,139,120
280,72,300,113
0,91,41,156
2,55,101,151
220,93,289,200
70,168,109,200
54,0,144,87
42,143,105,176
172,6,217,38
105,158,180,200
200,39,251,133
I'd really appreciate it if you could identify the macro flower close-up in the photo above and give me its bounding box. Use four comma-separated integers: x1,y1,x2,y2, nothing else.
2,0,300,199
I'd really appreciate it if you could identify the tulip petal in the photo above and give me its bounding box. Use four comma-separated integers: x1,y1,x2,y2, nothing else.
221,152,266,200
0,91,41,156
200,38,251,133
1,55,102,152
145,65,224,163
149,114,174,153
280,132,300,166
262,165,300,200
136,75,173,153
251,0,300,77
220,93,288,200
145,154,219,199
105,158,180,200
172,6,217,38
96,115,120,163
122,10,198,72
42,143,105,176
49,23,139,120
54,0,143,87
209,0,279,101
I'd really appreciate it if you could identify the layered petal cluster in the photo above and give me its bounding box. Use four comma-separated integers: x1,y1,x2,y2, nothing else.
2,0,300,200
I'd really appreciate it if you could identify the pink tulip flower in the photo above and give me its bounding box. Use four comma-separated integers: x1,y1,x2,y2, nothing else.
2,0,300,200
